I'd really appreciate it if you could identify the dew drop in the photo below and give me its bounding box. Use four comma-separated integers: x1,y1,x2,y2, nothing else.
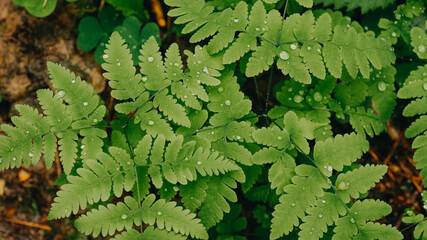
291,202,295,207
103,54,108,59
174,62,179,66
327,166,333,172
279,51,289,60
197,161,202,165
218,87,224,93
71,80,75,83
288,87,293,92
350,218,355,223
277,136,282,140
391,32,397,37
318,214,323,218
157,211,162,215
255,27,260,31
148,56,154,62
142,77,147,82
127,161,131,165
234,18,239,23
309,232,313,235
203,66,209,75
183,95,187,99
81,145,85,149
57,91,65,98
317,48,321,53
307,46,311,50
28,152,33,157
377,81,387,91
117,62,121,66
148,120,154,125
83,102,88,106
420,45,427,53
93,119,98,123
293,95,303,103
13,157,16,161
337,181,347,190
290,44,297,50
65,208,68,213
423,83,427,91
211,131,215,134
313,92,322,102
346,24,350,28
121,214,128,219
236,136,241,140
225,100,231,106
321,200,326,203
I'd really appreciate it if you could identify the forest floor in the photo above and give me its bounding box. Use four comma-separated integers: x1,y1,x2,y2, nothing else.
0,0,423,239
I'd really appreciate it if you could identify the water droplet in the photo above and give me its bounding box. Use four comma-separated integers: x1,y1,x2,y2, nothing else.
236,136,241,140
377,81,387,91
337,181,347,190
317,48,321,53
309,232,313,235
183,95,187,99
291,202,295,207
255,27,260,31
203,66,209,75
279,51,289,60
307,46,311,50
81,145,85,149
197,60,201,64
157,211,162,215
28,152,33,157
173,186,179,191
318,214,323,218
293,95,303,103
225,100,231,106
313,92,322,102
321,200,326,203
364,26,368,31
420,45,426,53
57,91,65,98
218,87,224,93
103,54,108,59
277,136,282,140
148,57,154,62
423,83,427,91
197,161,202,165
142,77,147,82
290,44,297,50
327,166,333,172
391,32,397,37
83,102,88,106
117,62,121,66
322,131,326,135
71,80,75,83
148,120,154,125
174,62,179,66
234,18,239,23
13,157,16,161
127,161,131,165
116,168,119,171
350,218,355,223
93,119,98,123
121,214,127,219
65,208,68,213
185,157,188,161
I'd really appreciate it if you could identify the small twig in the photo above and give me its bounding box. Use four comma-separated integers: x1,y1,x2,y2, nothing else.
4,218,52,231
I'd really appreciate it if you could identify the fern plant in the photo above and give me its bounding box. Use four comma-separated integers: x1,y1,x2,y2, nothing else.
0,0,422,239
399,26,427,239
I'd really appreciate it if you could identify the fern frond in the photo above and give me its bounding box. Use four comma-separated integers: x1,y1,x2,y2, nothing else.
198,174,239,229
166,0,395,82
314,133,369,175
112,227,187,240
335,164,387,203
270,165,329,239
75,195,208,239
314,0,396,14
48,147,135,219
